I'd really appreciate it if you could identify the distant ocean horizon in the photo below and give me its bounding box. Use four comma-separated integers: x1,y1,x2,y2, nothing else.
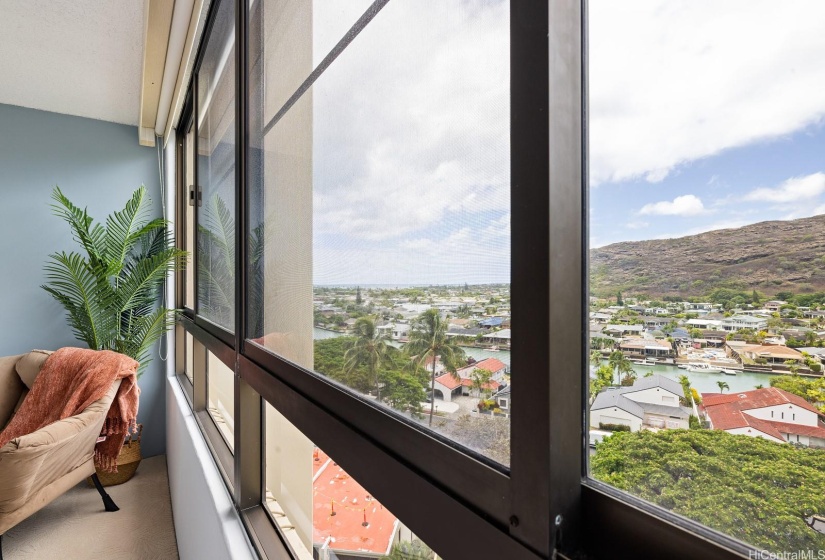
313,282,511,289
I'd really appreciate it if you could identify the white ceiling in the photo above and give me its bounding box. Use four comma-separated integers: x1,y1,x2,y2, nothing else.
0,1,145,126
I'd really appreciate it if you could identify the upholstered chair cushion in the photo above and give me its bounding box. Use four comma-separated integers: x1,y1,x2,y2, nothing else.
15,350,53,389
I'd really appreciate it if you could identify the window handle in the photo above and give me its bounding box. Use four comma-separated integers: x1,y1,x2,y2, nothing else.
189,185,202,207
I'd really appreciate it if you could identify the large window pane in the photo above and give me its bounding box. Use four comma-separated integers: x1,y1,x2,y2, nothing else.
249,1,511,467
264,403,439,559
588,1,825,553
208,350,235,452
197,0,236,331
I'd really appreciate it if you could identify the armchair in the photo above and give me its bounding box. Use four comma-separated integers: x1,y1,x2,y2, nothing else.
0,351,121,558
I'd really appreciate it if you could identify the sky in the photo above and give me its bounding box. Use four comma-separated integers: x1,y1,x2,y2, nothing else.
300,0,825,284
589,0,825,248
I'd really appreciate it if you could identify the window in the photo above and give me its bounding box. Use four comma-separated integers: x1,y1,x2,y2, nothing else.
196,0,236,334
174,0,763,558
247,0,512,467
207,349,235,451
588,1,825,555
263,403,438,559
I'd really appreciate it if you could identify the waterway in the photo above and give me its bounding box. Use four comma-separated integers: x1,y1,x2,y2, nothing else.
597,361,778,395
313,328,778,392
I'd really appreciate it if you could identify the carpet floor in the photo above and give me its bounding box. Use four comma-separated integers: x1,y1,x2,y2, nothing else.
2,455,179,559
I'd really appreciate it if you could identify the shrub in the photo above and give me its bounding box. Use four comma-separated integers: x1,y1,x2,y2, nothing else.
599,422,631,432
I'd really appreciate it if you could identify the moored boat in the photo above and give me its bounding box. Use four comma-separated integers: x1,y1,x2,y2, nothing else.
687,362,723,373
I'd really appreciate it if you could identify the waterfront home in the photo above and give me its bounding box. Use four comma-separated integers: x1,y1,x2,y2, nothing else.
617,338,674,359
726,343,804,367
701,388,825,448
589,376,690,431
482,328,511,347
456,357,509,383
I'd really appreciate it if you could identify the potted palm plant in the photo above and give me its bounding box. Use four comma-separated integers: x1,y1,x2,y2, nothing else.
42,185,186,484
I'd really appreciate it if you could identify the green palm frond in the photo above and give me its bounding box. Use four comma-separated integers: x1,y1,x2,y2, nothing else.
118,307,176,374
104,186,154,270
50,187,107,267
116,247,187,314
42,251,117,349
196,195,236,327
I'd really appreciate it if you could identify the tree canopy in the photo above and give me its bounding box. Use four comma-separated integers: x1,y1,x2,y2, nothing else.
591,429,825,552
770,375,825,414
314,337,428,415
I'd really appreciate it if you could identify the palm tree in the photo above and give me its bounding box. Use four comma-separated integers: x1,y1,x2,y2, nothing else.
608,351,633,386
343,316,393,401
716,380,729,393
405,309,466,427
469,368,493,400
589,349,603,366
42,186,186,374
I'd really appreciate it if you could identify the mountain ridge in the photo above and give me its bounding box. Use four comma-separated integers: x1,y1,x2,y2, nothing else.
590,214,825,297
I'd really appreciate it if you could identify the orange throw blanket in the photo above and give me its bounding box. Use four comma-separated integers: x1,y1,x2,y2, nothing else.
0,347,140,472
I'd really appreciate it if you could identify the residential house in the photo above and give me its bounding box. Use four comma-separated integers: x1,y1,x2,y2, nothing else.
727,343,804,366
764,300,787,312
685,318,723,331
720,314,768,332
590,375,691,431
701,388,825,447
603,324,645,337
482,328,511,347
493,385,511,416
589,312,612,324
617,338,674,359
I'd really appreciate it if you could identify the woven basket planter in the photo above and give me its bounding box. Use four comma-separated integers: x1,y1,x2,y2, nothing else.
86,424,143,487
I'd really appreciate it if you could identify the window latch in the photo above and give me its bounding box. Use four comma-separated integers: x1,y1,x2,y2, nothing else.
189,184,202,207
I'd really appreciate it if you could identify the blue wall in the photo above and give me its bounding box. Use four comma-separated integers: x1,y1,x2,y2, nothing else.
0,103,168,457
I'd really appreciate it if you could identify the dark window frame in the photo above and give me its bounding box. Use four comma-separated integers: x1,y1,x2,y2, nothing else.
171,0,757,558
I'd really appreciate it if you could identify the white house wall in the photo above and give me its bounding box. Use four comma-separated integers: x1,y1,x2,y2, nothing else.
725,427,784,443
590,408,643,431
743,404,818,426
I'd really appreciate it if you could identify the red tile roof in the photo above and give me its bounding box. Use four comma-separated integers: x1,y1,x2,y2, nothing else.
769,420,825,440
434,372,462,390
701,387,825,442
473,357,507,373
460,378,501,390
702,387,820,415
312,450,398,555
456,357,507,379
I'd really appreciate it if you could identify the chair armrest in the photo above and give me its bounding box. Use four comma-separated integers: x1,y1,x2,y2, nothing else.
0,354,25,428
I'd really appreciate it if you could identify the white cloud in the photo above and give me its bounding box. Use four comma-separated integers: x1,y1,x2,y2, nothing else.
311,0,510,242
639,195,706,216
589,0,825,185
743,172,825,203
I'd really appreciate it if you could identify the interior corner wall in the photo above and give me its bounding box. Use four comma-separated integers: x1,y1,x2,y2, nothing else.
0,103,168,457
